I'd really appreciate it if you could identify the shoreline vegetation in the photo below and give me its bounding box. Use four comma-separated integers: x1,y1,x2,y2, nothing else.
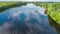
0,2,27,12
47,2,60,25
0,2,60,25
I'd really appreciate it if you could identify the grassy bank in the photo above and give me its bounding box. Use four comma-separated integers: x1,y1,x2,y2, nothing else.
47,2,60,24
0,2,27,12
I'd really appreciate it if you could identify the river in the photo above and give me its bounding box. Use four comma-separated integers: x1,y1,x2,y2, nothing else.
0,3,57,34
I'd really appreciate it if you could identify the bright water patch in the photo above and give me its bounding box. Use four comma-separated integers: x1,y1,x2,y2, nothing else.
0,3,57,34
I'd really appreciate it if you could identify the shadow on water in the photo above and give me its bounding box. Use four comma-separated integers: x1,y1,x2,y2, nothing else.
0,3,57,34
48,15,60,34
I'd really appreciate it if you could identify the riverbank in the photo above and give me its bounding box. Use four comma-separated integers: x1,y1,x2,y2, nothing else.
0,2,27,12
47,2,60,25
48,15,60,34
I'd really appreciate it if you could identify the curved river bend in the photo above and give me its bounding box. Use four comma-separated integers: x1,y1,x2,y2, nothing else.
0,4,57,34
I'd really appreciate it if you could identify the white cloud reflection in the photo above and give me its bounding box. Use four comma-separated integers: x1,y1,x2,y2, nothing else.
8,3,45,23
0,3,56,34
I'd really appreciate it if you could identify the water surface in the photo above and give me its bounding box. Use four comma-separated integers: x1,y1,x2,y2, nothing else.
0,4,57,34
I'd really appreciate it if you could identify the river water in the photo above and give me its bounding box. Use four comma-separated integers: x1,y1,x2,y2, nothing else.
0,3,57,34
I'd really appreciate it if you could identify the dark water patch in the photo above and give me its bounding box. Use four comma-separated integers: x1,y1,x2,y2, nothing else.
48,15,60,34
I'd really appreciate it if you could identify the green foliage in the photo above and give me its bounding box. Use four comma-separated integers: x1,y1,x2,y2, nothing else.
47,2,60,24
0,2,27,12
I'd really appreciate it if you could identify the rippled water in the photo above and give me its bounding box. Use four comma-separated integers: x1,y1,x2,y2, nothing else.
0,3,57,34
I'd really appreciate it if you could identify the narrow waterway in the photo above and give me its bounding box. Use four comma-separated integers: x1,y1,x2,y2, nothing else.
0,3,57,34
